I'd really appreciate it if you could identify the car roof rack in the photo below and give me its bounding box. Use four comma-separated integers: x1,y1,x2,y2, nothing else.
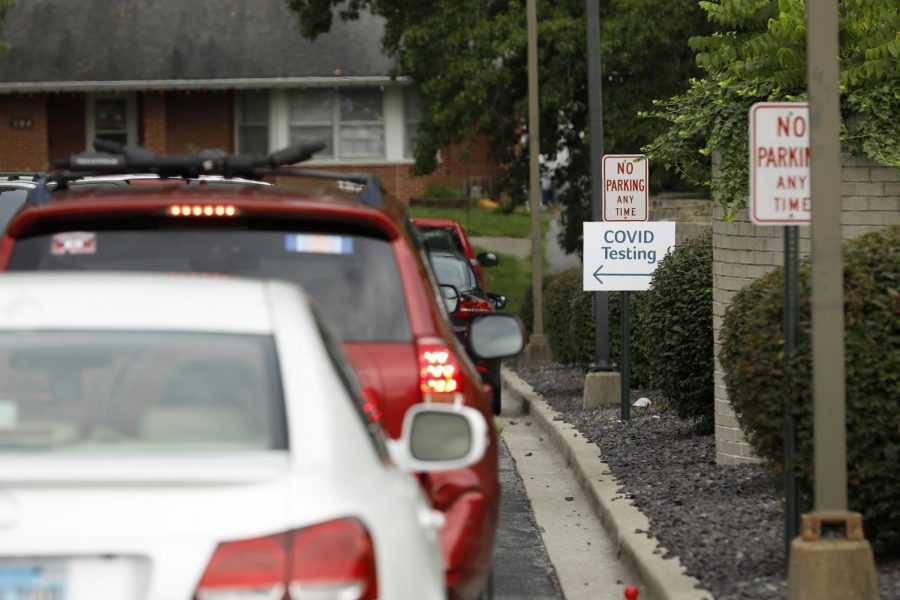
26,140,386,208
0,172,45,181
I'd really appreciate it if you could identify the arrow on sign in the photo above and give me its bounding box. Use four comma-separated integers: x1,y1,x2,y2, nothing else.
592,265,652,284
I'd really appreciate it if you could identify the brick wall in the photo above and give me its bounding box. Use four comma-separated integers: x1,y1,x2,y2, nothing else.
0,94,49,171
47,94,86,162
166,91,234,154
0,89,499,205
713,153,900,464
141,93,167,154
301,137,501,204
648,194,712,244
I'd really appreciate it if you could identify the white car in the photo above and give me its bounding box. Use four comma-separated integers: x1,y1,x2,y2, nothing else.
0,273,489,600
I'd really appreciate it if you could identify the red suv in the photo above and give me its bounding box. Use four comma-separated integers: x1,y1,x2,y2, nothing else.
412,217,498,289
0,143,526,600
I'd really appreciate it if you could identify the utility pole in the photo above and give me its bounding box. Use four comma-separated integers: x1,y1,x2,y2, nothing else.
582,0,620,407
787,2,877,597
524,0,551,367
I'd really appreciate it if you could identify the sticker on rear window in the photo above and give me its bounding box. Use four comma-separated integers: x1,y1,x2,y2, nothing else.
51,232,96,256
285,234,354,255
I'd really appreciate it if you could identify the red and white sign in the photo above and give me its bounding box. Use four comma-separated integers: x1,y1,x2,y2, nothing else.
602,154,648,222
749,102,811,225
50,231,97,256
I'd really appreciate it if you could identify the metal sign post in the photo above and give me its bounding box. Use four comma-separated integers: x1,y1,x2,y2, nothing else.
783,225,800,558
749,101,810,559
620,290,631,420
600,154,649,419
583,220,674,415
585,0,612,371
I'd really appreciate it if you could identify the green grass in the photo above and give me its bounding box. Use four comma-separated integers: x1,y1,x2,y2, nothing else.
475,247,532,317
409,205,549,239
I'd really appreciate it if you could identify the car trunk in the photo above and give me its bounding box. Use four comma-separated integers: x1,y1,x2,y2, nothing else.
0,454,291,600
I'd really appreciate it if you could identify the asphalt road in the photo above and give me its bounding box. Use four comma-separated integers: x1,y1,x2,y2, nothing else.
492,438,563,599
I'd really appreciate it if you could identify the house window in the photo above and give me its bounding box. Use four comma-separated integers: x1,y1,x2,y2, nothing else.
403,88,421,159
289,89,335,158
86,94,137,147
288,89,385,160
339,89,385,158
238,91,270,155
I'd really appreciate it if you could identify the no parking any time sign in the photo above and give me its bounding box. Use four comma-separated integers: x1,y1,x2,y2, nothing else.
749,102,811,225
603,154,648,222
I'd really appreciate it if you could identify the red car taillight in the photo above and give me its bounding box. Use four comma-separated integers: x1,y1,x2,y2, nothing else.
195,518,377,600
290,519,378,599
195,534,286,599
417,338,464,401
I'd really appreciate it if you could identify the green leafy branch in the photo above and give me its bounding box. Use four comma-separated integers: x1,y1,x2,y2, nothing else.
644,0,900,218
0,0,14,52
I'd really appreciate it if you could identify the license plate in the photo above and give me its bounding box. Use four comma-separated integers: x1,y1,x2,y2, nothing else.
0,562,66,600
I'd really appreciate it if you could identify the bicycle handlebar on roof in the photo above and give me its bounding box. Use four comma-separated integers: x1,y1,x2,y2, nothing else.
27,140,386,208
55,140,326,178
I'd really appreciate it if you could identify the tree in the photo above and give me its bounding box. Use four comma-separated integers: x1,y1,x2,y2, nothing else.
643,0,900,218
0,0,14,52
285,0,709,253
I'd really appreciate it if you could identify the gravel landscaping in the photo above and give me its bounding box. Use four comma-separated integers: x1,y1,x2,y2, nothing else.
515,363,900,600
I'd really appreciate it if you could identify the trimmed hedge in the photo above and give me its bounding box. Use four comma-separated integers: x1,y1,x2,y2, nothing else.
522,232,713,406
640,230,714,426
720,227,900,552
528,267,652,387
543,268,581,362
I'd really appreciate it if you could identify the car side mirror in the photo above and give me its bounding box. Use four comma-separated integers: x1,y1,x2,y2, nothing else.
487,292,507,310
439,284,460,314
467,314,526,360
476,251,499,268
388,403,489,472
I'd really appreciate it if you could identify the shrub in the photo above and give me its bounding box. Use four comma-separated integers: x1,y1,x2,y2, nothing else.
537,267,653,387
640,231,714,427
543,269,582,363
422,179,464,199
720,227,900,552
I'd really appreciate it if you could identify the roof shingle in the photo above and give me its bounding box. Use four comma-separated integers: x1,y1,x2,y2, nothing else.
0,0,395,89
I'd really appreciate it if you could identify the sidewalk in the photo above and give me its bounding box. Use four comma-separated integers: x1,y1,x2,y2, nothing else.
470,215,581,275
469,235,530,260
544,216,580,275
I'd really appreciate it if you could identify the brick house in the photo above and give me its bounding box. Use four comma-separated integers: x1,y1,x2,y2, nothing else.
0,0,499,203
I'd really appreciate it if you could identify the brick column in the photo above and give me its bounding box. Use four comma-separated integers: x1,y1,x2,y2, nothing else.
712,153,900,464
0,94,49,171
142,92,167,154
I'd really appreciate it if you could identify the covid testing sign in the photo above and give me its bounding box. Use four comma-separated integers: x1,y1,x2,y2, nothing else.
582,222,676,291
749,102,811,225
602,154,649,222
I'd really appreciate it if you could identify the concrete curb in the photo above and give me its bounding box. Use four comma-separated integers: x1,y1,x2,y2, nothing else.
502,366,714,600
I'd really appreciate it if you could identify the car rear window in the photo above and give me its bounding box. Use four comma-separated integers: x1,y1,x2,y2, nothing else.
7,228,412,342
0,331,286,453
419,226,464,255
0,188,29,232
431,254,477,291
